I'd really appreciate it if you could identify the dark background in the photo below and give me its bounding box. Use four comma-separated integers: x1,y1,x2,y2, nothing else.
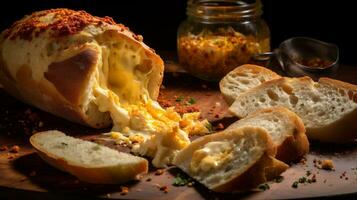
1,0,356,65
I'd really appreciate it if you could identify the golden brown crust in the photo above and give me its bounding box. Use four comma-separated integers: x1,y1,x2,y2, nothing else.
227,106,309,163
212,155,288,192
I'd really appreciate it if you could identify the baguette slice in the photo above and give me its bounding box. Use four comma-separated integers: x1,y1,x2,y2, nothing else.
220,64,281,105
226,107,309,163
173,127,288,192
229,76,357,143
30,130,148,184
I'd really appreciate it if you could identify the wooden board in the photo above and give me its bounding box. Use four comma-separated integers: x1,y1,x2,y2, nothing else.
1,66,357,199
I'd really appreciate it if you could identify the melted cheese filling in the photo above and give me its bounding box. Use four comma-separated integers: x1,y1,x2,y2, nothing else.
190,141,234,174
92,41,209,167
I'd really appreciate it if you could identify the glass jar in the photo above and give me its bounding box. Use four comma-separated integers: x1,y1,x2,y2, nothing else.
177,0,270,81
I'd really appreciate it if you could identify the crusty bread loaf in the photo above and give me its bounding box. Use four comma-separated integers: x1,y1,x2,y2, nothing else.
226,107,309,163
173,126,288,192
229,76,357,143
220,64,281,105
30,130,148,184
0,9,164,128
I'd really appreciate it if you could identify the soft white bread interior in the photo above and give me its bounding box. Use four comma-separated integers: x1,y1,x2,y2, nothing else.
30,130,148,184
220,64,281,105
229,76,357,143
226,107,309,163
173,126,288,192
0,9,164,129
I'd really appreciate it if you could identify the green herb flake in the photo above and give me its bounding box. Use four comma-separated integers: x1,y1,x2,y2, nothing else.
175,96,184,102
292,181,299,188
204,122,213,132
299,177,307,183
306,170,311,176
258,183,270,191
61,142,68,146
187,97,196,105
172,173,192,187
274,176,284,183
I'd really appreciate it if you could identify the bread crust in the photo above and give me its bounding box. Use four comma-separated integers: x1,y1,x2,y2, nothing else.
30,131,148,184
220,64,281,105
0,9,164,129
228,107,309,163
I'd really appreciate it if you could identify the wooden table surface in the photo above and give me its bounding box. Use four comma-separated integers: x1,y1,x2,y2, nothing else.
0,60,357,200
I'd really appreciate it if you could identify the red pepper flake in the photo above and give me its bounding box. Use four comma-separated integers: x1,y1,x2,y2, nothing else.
0,145,8,151
10,145,20,153
214,114,220,118
155,169,164,176
120,186,129,195
29,171,37,177
159,185,169,193
215,123,224,130
8,155,14,159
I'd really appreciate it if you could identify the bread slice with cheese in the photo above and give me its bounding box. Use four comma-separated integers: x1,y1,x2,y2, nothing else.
173,126,289,192
226,107,309,163
220,64,281,105
229,76,357,143
30,130,148,184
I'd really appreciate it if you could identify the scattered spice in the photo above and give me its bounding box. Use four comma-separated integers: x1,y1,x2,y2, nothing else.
120,186,129,195
274,176,284,183
0,145,8,151
187,97,196,105
159,185,169,193
258,183,270,191
292,181,299,188
215,123,224,130
146,177,152,182
175,96,184,102
9,145,20,153
172,173,193,187
154,169,164,176
306,170,312,177
296,57,334,69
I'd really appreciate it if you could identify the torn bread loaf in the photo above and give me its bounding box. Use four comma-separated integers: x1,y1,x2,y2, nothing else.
0,9,164,129
0,9,210,167
173,126,288,192
30,130,148,184
220,64,281,105
229,76,357,143
226,107,309,163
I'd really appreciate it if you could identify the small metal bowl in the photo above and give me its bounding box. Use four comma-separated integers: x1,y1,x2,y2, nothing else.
276,37,339,80
253,37,339,80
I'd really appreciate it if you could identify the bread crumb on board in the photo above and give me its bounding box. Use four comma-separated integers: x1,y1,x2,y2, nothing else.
320,159,334,170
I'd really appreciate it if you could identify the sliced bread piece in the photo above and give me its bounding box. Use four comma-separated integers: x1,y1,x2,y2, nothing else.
220,64,281,105
173,126,288,192
226,107,309,163
229,76,357,143
30,130,148,184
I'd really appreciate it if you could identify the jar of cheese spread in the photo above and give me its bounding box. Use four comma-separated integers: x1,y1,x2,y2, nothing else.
177,0,270,81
